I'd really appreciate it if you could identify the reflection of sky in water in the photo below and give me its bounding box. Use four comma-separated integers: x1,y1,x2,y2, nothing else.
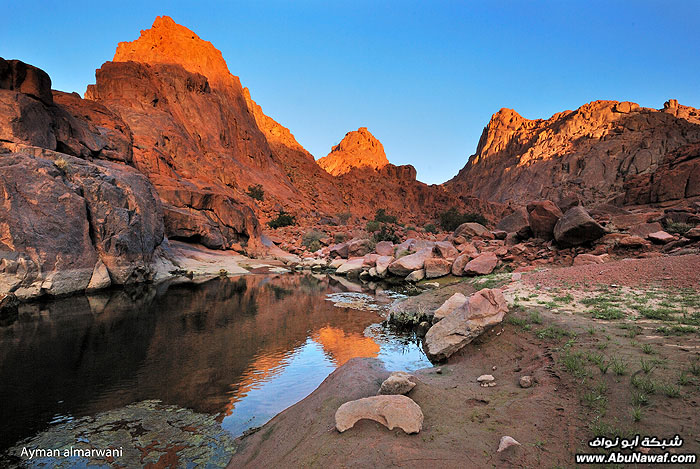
222,305,431,438
1,274,433,454
222,340,334,436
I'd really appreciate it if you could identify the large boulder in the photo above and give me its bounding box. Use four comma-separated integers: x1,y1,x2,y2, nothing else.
375,241,394,256
434,292,468,320
424,288,508,361
375,255,393,277
0,63,134,161
628,222,664,238
388,248,433,276
553,206,607,246
451,253,471,276
347,238,372,257
329,242,350,259
648,231,675,244
0,151,165,298
424,258,452,278
463,252,498,276
496,208,531,238
433,241,459,260
335,258,365,276
454,222,490,239
527,201,563,239
335,395,423,434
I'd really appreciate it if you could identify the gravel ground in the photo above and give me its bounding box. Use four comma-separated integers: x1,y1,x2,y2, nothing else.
524,254,700,290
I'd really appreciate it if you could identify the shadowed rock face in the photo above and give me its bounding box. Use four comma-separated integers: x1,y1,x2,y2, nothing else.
447,100,700,206
0,150,165,298
0,58,166,299
0,58,53,105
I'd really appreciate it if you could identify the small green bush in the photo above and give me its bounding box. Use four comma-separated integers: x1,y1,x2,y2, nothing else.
302,229,325,252
246,184,264,201
334,233,349,244
268,210,296,228
366,220,381,232
374,209,398,224
371,223,400,243
664,221,692,235
424,223,438,234
438,208,487,231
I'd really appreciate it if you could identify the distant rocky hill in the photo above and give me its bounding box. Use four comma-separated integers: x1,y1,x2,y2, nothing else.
446,100,700,207
318,127,390,176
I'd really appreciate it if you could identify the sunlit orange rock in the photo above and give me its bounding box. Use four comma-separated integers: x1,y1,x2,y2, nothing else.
447,100,700,206
114,15,233,85
318,127,389,176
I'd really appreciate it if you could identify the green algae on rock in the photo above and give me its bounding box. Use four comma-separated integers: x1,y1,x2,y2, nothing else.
5,400,235,468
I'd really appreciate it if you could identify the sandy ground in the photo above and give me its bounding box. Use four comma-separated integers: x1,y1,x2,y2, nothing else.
524,254,700,289
229,254,700,468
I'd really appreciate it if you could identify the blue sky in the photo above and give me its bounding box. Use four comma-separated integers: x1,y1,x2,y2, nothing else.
3,1,699,184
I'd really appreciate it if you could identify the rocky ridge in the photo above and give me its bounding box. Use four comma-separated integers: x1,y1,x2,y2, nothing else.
447,100,700,207
88,16,498,233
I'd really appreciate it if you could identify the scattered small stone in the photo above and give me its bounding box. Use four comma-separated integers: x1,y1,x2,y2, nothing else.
519,375,533,388
492,366,497,371
435,368,443,374
477,374,495,386
416,321,430,337
378,372,416,396
497,436,521,452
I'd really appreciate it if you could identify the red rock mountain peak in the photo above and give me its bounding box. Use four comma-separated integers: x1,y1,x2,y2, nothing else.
317,127,389,176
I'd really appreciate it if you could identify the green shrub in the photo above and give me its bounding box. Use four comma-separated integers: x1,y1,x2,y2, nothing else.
664,220,691,235
246,184,264,201
268,210,296,228
334,233,349,244
372,224,400,243
374,209,397,224
302,229,325,252
438,208,487,231
424,223,438,234
366,220,381,232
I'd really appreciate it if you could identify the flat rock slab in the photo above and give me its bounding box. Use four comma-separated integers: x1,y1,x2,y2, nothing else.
335,395,423,434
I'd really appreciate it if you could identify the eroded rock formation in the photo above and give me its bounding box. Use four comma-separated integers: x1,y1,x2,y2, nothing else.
0,57,168,299
447,100,700,206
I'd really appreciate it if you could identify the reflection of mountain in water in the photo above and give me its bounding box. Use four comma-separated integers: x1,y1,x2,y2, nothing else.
0,274,412,451
314,326,380,366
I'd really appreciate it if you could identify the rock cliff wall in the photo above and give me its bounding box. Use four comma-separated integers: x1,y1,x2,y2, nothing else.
447,100,700,207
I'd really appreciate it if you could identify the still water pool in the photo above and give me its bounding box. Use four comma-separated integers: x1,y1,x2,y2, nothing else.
0,273,430,466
